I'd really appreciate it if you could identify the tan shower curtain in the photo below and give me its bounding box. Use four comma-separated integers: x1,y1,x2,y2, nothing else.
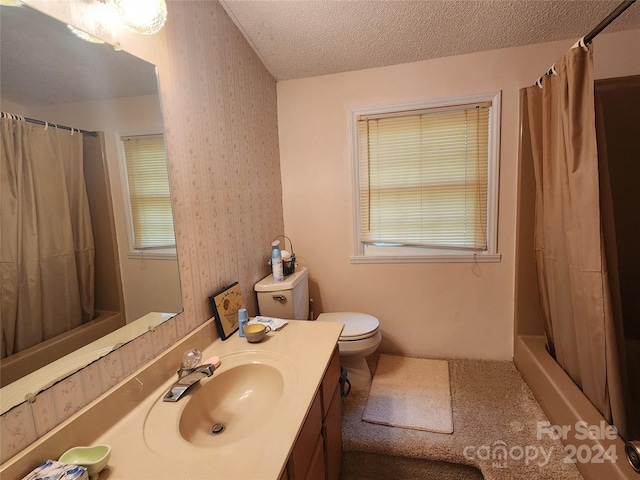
1,117,95,358
525,45,627,437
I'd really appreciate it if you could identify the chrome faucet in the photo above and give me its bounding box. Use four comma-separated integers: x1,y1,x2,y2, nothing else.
163,349,215,402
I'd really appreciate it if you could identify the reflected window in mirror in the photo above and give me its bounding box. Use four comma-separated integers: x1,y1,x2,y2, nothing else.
118,133,177,259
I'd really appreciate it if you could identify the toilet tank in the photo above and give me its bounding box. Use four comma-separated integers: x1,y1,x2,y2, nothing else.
254,266,309,320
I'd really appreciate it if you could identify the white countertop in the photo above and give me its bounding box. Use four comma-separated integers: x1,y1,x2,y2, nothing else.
4,320,342,480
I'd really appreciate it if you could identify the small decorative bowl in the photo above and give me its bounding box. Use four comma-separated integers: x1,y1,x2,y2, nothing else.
59,445,111,480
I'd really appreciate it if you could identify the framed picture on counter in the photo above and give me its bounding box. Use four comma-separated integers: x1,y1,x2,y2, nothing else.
209,282,245,340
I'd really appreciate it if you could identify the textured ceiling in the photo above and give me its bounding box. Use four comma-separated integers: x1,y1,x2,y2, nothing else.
2,1,638,108
219,0,640,81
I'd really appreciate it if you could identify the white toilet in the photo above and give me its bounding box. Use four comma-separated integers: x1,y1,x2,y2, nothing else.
254,266,381,390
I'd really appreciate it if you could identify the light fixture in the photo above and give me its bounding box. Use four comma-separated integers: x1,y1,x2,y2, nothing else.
67,24,105,44
110,0,167,35
0,0,23,6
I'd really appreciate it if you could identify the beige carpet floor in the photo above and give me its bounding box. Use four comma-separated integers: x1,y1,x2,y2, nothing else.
341,451,484,480
341,355,584,480
363,355,453,433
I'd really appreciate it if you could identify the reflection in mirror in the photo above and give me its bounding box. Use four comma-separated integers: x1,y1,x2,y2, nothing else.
0,4,182,414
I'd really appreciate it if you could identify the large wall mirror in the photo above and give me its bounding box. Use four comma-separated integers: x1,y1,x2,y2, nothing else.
0,3,182,414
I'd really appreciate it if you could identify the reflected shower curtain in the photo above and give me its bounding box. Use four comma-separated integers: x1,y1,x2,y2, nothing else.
0,117,95,358
525,45,628,437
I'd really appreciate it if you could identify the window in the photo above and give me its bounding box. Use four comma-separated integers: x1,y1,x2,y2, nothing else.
119,133,176,258
351,93,501,263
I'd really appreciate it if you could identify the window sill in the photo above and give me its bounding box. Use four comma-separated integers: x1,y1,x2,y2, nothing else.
127,250,177,261
350,253,502,264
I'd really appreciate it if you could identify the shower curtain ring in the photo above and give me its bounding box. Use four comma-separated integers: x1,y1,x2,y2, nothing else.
579,37,588,51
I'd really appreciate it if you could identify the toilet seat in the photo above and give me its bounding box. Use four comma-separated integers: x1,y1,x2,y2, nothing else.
316,312,379,341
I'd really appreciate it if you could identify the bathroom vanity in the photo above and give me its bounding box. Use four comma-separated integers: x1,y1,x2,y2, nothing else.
283,345,342,480
0,319,343,479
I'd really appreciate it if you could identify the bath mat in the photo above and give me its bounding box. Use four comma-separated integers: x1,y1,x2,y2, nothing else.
362,354,453,433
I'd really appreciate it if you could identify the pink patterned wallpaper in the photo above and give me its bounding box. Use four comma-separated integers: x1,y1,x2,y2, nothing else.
1,1,283,463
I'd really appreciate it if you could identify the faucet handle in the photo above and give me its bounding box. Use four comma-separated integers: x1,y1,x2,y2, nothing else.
181,349,202,370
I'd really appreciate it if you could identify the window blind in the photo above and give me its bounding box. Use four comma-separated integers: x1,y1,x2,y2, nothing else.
122,134,175,250
357,102,490,250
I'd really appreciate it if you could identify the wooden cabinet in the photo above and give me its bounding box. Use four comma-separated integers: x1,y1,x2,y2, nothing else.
289,392,323,480
305,434,326,480
321,347,341,417
322,384,342,480
285,346,341,480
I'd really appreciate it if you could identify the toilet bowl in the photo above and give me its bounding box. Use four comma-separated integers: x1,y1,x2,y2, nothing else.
316,312,381,389
254,266,382,390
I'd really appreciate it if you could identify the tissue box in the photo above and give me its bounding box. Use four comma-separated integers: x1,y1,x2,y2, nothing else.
22,459,88,480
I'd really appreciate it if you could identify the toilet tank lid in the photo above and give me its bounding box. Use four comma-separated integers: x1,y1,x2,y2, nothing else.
254,266,308,292
317,312,379,338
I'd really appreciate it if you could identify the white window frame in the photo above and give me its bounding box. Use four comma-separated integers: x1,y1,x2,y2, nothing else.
116,130,177,260
350,92,502,264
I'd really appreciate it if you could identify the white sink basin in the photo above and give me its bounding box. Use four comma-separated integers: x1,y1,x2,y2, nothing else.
143,350,296,456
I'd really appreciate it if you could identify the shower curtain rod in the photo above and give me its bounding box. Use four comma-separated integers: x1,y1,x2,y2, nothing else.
534,0,636,86
584,0,636,44
0,112,97,136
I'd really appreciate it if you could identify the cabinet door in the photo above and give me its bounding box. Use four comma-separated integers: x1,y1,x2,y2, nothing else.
321,347,341,418
322,384,342,480
305,433,326,480
290,391,323,480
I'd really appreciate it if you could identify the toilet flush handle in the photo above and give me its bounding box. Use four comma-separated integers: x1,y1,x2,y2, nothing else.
272,295,286,303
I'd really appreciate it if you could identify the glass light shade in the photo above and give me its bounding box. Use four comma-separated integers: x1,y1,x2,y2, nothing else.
111,0,167,35
67,24,105,44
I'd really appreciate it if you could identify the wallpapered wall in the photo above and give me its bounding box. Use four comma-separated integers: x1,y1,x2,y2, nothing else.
0,1,283,463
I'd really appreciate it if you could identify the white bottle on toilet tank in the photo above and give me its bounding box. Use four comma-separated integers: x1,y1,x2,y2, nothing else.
271,240,284,283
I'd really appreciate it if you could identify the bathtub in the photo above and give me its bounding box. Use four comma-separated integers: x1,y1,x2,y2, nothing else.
514,335,635,479
0,311,177,414
0,309,124,411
